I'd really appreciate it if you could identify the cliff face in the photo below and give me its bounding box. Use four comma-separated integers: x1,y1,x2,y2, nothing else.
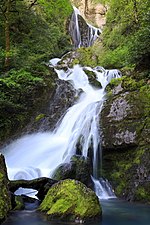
70,0,107,29
100,78,150,203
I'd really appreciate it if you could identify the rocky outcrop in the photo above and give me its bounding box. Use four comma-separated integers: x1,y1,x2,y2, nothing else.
52,155,93,189
100,77,150,203
9,177,58,201
25,78,76,133
71,0,107,29
0,154,11,222
39,179,102,223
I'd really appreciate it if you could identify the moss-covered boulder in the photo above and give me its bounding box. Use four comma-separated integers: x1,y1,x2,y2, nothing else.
0,154,11,222
100,76,150,203
39,179,102,223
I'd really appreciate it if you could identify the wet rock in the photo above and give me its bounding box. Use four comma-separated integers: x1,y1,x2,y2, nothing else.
9,177,57,201
100,91,143,150
100,77,150,203
0,154,11,222
71,0,107,29
39,179,102,223
52,155,93,189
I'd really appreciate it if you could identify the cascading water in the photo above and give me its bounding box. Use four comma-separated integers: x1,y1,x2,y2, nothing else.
2,62,120,199
69,6,101,48
1,6,119,200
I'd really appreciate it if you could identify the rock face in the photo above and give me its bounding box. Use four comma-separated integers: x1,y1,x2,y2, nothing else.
52,155,93,189
100,77,150,203
39,179,102,223
0,154,11,222
71,0,107,29
22,72,76,133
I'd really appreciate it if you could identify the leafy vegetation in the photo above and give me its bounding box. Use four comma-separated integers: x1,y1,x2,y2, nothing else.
98,0,150,72
73,0,150,77
0,0,73,143
0,0,72,71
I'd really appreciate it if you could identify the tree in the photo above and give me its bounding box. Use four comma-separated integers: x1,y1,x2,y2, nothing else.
0,0,18,70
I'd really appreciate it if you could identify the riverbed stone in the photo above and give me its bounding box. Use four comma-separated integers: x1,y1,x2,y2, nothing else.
39,179,102,223
0,154,12,222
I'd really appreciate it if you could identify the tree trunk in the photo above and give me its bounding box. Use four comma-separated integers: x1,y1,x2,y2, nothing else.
4,0,11,70
132,0,138,23
84,0,88,15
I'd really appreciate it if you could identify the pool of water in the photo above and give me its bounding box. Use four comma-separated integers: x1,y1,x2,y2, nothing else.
2,199,150,225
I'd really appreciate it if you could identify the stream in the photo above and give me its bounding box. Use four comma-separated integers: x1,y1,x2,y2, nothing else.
2,199,150,225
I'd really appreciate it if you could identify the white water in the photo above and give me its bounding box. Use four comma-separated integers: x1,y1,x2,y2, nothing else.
92,177,116,200
2,62,120,199
69,6,101,48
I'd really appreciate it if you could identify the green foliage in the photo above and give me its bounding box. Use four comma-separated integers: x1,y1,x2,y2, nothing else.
72,43,101,67
99,0,150,70
121,76,145,91
0,0,73,71
0,0,72,143
0,68,52,143
98,45,130,69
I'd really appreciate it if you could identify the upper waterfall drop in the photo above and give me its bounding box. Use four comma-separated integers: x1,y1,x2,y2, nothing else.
69,6,102,48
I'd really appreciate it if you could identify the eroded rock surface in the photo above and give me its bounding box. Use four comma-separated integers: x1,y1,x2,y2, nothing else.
100,78,150,203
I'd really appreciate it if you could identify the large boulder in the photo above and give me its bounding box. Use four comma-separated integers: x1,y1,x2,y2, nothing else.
0,154,11,222
39,179,102,223
100,76,150,203
52,155,93,189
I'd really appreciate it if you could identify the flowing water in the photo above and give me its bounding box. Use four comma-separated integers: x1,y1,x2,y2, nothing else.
69,6,101,48
2,62,120,199
3,199,150,225
1,6,150,225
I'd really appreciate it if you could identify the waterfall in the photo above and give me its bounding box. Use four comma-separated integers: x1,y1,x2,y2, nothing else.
69,6,101,48
2,62,120,199
1,6,119,200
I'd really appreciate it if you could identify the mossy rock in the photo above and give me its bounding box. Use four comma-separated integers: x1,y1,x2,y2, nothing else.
39,179,102,223
0,154,12,222
13,196,25,210
52,155,93,189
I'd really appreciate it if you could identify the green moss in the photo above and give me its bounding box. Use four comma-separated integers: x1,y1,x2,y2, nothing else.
14,196,24,210
106,77,122,93
135,186,150,203
39,179,101,222
72,44,100,67
35,114,45,122
0,171,11,221
103,146,150,202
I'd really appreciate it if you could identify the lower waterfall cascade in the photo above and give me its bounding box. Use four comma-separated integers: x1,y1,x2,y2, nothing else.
2,59,120,199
